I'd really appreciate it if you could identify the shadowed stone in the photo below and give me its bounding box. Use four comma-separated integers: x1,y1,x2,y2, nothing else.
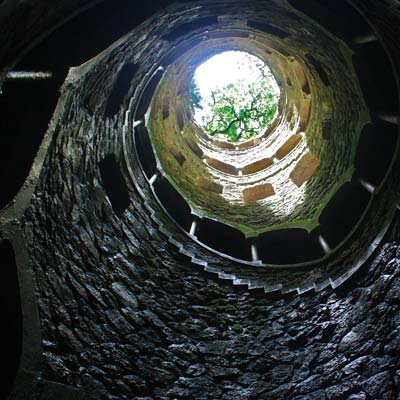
322,119,332,140
195,176,223,193
254,35,290,56
184,136,204,158
176,102,184,131
169,145,186,166
288,57,310,94
299,96,312,131
162,94,170,119
111,282,139,310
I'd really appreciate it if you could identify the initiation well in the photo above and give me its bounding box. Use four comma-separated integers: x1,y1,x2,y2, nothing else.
1,1,400,399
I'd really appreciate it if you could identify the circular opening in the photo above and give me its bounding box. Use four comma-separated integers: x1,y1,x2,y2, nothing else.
190,51,280,143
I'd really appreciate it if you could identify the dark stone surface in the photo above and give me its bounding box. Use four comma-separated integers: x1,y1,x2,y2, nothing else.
0,0,399,399
23,157,400,399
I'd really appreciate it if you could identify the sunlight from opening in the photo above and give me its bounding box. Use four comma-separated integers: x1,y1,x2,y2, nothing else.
190,51,280,142
195,52,266,94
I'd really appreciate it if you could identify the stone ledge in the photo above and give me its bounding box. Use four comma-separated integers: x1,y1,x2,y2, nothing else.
275,133,302,160
242,158,274,175
290,152,320,187
243,183,275,203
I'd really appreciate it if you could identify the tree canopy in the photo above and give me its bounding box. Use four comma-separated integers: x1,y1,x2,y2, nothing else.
190,52,279,142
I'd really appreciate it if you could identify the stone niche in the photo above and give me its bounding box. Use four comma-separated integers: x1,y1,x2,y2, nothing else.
299,95,312,131
194,176,223,194
242,158,274,175
243,183,276,203
290,152,320,187
275,133,303,160
206,157,238,175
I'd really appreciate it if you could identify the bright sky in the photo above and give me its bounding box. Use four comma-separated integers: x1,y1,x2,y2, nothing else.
193,51,279,128
194,51,263,94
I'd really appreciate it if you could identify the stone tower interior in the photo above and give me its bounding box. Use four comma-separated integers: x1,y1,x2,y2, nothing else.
0,0,400,399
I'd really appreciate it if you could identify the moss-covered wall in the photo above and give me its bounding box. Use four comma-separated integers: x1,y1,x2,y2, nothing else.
147,2,369,237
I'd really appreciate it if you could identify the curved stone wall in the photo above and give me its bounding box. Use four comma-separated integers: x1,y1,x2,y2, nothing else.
144,1,370,237
0,1,399,399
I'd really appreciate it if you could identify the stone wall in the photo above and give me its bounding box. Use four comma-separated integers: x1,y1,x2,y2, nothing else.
0,1,399,399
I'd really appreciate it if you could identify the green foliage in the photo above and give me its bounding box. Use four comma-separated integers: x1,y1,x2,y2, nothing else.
193,54,279,142
203,83,278,142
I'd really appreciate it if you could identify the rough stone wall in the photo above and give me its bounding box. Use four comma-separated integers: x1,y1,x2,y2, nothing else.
0,0,399,399
24,162,400,399
21,63,400,399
